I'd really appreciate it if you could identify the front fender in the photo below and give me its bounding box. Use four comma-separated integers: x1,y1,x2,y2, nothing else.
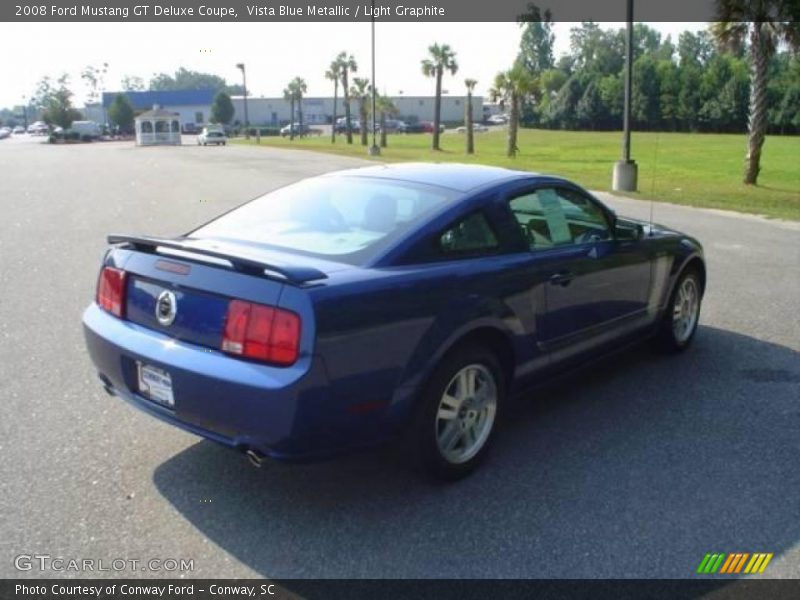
661,239,706,311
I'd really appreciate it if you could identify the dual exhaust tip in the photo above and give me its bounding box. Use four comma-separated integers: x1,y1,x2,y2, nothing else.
245,448,266,468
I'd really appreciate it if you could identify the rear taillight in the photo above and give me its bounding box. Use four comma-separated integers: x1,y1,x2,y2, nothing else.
96,266,127,317
222,300,301,366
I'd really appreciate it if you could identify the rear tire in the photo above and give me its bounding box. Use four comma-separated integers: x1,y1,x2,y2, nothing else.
656,269,702,352
408,344,506,481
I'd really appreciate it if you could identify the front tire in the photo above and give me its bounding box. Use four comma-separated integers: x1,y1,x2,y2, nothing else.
657,269,702,352
409,345,505,481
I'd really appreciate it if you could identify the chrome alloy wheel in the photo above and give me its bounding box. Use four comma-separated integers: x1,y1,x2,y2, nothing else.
435,364,498,464
672,276,699,343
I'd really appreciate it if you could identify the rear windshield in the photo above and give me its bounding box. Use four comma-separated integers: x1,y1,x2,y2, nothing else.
191,176,459,263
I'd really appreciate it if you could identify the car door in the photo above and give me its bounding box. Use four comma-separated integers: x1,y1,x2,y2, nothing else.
504,184,652,362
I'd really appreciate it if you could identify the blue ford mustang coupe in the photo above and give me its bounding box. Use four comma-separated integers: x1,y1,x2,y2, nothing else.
83,163,705,479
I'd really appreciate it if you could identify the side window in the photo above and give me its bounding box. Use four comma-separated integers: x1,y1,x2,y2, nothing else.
508,188,610,250
509,192,555,249
556,188,611,243
439,212,499,255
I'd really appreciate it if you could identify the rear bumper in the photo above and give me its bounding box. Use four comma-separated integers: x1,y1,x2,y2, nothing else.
82,303,339,461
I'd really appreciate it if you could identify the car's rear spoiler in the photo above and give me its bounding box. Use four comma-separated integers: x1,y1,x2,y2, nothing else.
107,234,328,285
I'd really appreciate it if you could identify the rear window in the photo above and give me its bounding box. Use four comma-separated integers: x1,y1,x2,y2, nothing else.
191,176,458,263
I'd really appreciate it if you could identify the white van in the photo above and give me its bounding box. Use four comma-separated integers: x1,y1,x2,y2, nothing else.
70,121,103,139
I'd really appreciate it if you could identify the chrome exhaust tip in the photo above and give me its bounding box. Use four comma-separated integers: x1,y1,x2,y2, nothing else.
245,449,266,468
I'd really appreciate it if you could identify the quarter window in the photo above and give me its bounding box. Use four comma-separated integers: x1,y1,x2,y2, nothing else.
509,187,610,250
439,212,499,255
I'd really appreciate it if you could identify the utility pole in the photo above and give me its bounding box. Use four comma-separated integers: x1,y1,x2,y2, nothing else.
612,0,638,192
236,62,249,139
368,0,380,156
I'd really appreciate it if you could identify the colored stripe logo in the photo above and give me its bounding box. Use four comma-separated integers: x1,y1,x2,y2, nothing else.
696,553,773,574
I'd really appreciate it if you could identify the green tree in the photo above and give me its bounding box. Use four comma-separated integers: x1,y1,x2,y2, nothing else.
375,95,398,148
350,77,371,146
81,63,109,105
773,83,800,132
107,93,134,132
464,78,478,154
678,64,704,131
149,68,243,95
598,74,623,126
632,55,661,128
576,79,604,129
657,60,681,131
490,65,536,157
120,75,145,91
547,74,583,130
712,5,800,184
291,77,308,134
325,58,342,143
569,22,625,75
516,6,555,74
336,52,358,144
283,86,295,140
421,43,459,150
211,91,234,125
39,74,82,130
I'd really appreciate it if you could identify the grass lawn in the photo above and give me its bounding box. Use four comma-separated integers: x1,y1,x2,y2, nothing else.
234,129,800,220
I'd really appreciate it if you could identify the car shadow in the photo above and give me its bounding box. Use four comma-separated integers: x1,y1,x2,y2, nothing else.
152,325,799,579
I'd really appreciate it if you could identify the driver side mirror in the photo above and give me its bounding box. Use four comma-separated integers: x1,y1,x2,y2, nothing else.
615,222,644,241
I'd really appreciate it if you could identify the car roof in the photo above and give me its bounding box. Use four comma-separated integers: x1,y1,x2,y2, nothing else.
325,163,539,193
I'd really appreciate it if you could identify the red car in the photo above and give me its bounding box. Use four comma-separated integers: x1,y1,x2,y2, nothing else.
420,121,445,134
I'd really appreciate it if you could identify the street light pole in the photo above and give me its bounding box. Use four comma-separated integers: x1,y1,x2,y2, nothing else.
612,0,638,192
22,95,28,129
368,0,380,156
236,62,249,139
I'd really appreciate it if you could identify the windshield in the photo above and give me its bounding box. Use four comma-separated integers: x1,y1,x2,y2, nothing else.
191,176,459,263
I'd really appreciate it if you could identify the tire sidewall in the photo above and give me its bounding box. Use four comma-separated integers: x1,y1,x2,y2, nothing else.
661,269,702,351
412,345,506,480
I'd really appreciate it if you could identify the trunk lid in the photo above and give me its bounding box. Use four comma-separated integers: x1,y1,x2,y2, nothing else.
109,235,343,350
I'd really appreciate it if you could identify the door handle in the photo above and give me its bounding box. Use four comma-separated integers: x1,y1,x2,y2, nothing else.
549,271,574,287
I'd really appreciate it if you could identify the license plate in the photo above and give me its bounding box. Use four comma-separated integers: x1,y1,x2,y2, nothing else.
137,362,174,408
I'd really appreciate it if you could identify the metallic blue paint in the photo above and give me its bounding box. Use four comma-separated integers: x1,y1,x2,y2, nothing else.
82,164,705,462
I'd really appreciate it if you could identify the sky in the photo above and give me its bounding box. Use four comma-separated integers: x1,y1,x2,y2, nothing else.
0,21,707,109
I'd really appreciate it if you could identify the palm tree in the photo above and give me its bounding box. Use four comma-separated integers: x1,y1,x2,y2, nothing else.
490,65,535,158
282,85,295,141
464,78,477,154
291,77,307,136
375,95,399,148
325,60,341,144
350,77,371,146
421,43,458,150
711,6,799,184
336,52,358,144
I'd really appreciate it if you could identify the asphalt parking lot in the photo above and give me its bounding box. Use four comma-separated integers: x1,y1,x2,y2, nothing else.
0,135,798,581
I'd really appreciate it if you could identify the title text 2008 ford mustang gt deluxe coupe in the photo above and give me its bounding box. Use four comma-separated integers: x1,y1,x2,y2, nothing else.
83,164,705,479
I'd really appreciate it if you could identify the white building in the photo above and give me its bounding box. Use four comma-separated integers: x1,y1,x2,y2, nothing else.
94,90,485,129
231,95,483,126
